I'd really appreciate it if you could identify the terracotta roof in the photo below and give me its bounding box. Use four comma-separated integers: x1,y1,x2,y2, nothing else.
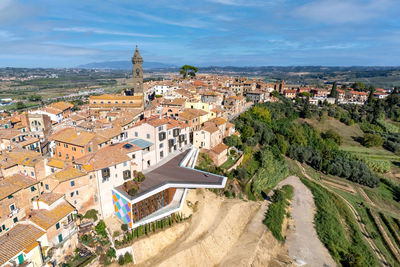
49,101,73,111
0,173,39,200
96,127,122,143
74,145,130,170
18,137,40,147
47,158,65,169
7,150,42,167
90,94,143,101
208,117,227,126
29,200,75,229
202,124,219,133
179,109,208,120
0,129,22,140
51,128,96,147
0,224,45,266
53,167,87,182
38,192,64,205
161,98,186,106
210,143,228,154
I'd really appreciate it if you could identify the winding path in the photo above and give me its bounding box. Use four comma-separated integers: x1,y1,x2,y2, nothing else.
278,176,336,267
296,162,388,266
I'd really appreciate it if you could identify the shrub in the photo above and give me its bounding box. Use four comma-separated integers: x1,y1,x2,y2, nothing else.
264,185,294,241
121,224,129,232
118,255,125,265
83,209,98,221
107,248,116,259
124,252,133,264
135,172,146,182
113,231,120,237
95,220,107,238
322,129,343,145
362,133,383,147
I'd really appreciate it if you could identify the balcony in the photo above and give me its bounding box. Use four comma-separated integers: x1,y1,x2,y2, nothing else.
8,208,20,218
63,220,75,230
55,228,78,248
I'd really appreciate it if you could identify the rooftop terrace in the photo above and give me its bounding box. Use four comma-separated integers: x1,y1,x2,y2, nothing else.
115,149,226,201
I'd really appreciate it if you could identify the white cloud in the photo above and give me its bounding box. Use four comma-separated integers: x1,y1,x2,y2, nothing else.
53,27,163,38
295,0,393,24
207,0,275,7
129,10,208,28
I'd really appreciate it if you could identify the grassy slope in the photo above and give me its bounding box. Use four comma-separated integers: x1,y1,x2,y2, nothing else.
287,157,400,266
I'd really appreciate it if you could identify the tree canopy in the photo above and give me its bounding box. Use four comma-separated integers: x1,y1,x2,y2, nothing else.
180,65,198,79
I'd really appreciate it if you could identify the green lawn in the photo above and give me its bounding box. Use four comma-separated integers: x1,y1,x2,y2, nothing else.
220,153,241,169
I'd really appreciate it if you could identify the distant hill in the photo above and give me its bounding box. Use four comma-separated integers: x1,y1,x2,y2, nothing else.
78,61,177,70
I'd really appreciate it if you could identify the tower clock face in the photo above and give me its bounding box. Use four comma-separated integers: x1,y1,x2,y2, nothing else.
136,68,140,76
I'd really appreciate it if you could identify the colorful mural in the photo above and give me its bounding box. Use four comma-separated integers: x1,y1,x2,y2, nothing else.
112,190,132,228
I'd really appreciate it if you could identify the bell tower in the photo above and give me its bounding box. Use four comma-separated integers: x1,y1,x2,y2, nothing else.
131,46,143,96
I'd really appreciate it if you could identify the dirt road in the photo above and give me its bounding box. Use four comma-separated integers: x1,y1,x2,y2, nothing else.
278,176,336,267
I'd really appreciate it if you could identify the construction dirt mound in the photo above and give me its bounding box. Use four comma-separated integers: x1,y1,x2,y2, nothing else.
129,189,292,267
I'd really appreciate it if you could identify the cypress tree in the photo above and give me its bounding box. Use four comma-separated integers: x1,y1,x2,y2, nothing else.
329,81,337,98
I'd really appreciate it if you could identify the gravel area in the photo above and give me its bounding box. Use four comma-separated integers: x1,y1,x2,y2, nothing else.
278,176,336,267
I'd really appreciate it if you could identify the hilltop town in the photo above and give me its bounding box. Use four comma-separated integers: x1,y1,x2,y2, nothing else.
0,46,399,267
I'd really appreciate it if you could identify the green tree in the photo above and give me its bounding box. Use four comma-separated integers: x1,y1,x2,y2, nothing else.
329,81,337,98
179,65,198,79
271,91,280,98
362,133,383,147
16,102,26,110
28,94,42,102
322,129,343,145
352,82,366,91
300,97,311,118
367,86,376,105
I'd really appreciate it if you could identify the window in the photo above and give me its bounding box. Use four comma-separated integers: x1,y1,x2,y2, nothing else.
7,194,13,199
13,217,18,223
56,222,60,229
90,175,93,179
135,132,138,137
51,168,55,173
31,172,34,177
159,132,166,141
160,151,164,158
45,184,49,190
146,134,150,139
58,152,61,157
30,186,36,192
132,154,136,159
72,147,76,151
159,143,163,149
76,190,79,195
9,204,15,212
70,192,74,197
102,168,110,179
123,161,127,167
66,154,69,159
64,144,68,148
158,126,163,131
72,156,75,161
58,234,63,243
70,181,75,187
173,128,180,137
123,170,131,180
88,147,91,152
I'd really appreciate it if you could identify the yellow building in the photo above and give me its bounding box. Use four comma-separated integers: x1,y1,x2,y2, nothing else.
185,101,215,121
89,94,144,110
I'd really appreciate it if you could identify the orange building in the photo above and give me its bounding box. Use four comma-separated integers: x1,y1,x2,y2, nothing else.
51,128,97,161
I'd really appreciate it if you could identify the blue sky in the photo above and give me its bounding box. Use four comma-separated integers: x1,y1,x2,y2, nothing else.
1,0,400,67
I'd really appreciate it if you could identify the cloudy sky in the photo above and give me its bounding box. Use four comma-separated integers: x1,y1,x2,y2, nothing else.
1,0,400,67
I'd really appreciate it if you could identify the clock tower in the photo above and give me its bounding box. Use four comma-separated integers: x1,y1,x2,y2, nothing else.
131,46,143,96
